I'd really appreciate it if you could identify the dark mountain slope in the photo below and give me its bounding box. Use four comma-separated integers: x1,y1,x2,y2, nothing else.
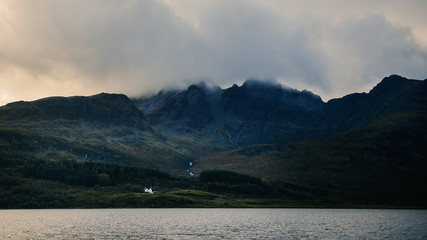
218,80,325,146
135,80,326,151
190,75,427,205
192,104,427,206
0,93,190,173
135,75,426,155
0,93,150,129
137,83,220,133
135,83,232,155
324,75,427,134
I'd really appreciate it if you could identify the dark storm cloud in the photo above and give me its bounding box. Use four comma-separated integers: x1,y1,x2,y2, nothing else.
0,0,426,105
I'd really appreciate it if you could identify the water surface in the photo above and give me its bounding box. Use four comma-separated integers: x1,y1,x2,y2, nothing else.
1,208,426,239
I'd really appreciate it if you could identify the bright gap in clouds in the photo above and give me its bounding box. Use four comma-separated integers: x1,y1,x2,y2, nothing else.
0,0,426,106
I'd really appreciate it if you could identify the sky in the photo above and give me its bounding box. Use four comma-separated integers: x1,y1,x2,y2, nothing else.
1,0,426,106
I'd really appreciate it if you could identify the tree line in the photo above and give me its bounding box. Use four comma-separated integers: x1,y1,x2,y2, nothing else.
21,158,171,187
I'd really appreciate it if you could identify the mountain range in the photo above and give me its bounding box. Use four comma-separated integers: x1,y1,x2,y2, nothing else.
1,74,426,207
134,74,426,156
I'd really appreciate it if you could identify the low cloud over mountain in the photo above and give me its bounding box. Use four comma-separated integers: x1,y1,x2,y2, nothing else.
1,1,426,106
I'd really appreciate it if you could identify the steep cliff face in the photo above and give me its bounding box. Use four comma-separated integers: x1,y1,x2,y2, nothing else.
136,83,220,133
135,79,326,148
218,80,326,146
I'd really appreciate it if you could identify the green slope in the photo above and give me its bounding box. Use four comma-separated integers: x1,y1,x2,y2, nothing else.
192,111,427,206
0,94,192,174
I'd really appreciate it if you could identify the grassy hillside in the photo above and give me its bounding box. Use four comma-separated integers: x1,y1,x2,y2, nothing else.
0,126,193,175
1,150,351,208
192,112,427,206
0,94,195,175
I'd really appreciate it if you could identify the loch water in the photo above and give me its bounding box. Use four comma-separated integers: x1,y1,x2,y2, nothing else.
1,208,426,239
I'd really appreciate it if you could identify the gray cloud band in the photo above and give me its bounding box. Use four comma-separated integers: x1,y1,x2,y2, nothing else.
0,0,426,105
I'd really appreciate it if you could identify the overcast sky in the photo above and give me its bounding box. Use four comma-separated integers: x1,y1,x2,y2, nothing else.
1,0,426,106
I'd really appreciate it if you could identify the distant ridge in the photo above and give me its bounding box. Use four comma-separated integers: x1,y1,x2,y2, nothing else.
1,93,150,129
